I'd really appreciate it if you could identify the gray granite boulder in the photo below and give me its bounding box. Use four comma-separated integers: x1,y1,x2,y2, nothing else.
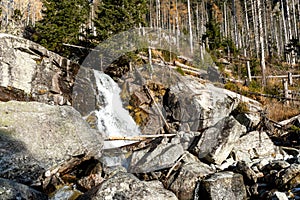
129,143,184,173
168,153,215,200
77,172,178,200
194,116,246,165
0,101,103,184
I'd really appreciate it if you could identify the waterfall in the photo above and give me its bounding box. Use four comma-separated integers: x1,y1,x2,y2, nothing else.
93,70,140,149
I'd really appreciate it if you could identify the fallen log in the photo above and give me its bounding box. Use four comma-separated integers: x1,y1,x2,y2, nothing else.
105,134,176,141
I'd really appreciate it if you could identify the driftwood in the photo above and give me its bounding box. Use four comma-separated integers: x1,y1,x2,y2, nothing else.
166,153,187,178
138,54,202,77
105,134,176,141
173,60,201,73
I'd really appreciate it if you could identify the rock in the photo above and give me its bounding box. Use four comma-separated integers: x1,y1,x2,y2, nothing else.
129,143,184,173
292,116,300,128
170,131,202,150
207,66,222,82
165,80,240,131
77,163,104,191
262,160,291,172
0,33,79,105
199,171,247,200
234,112,260,131
77,172,178,200
168,153,215,200
0,178,48,200
194,116,246,165
232,131,280,163
120,64,261,134
275,163,300,189
234,161,259,184
72,67,98,117
0,101,103,184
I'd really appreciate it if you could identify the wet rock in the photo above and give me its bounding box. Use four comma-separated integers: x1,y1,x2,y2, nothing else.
129,143,184,173
232,131,280,163
0,34,79,105
0,178,47,200
194,116,246,165
199,171,247,200
168,153,215,200
50,185,82,200
72,67,98,118
0,101,103,184
77,172,178,200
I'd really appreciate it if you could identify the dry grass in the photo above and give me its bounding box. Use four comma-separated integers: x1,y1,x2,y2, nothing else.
265,99,300,122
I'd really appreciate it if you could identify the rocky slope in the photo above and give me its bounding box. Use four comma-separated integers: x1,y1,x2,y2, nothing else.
0,34,300,200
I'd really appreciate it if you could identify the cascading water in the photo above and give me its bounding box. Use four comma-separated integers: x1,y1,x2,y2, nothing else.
93,70,141,149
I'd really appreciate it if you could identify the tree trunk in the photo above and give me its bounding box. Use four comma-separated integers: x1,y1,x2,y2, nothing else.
187,0,193,54
257,0,266,86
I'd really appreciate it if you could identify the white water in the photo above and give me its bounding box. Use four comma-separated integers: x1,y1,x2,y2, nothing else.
93,70,140,149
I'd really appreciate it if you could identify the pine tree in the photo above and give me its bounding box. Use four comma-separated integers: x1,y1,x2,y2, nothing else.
34,0,90,56
94,0,148,42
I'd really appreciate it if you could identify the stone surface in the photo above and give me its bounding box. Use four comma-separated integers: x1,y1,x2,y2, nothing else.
0,34,79,105
234,112,260,131
194,116,246,164
275,163,300,189
168,153,215,200
199,171,247,200
0,178,47,200
232,131,280,163
0,101,103,184
171,131,202,150
77,172,178,200
129,143,184,173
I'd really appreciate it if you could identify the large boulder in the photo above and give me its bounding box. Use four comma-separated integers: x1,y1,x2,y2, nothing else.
194,116,246,165
77,172,178,200
0,33,79,105
119,64,261,134
0,101,103,184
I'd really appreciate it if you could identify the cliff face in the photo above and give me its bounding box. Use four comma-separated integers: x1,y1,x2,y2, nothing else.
0,33,79,105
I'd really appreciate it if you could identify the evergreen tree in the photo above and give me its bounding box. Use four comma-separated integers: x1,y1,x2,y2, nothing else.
94,0,148,42
205,17,222,51
34,0,90,56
